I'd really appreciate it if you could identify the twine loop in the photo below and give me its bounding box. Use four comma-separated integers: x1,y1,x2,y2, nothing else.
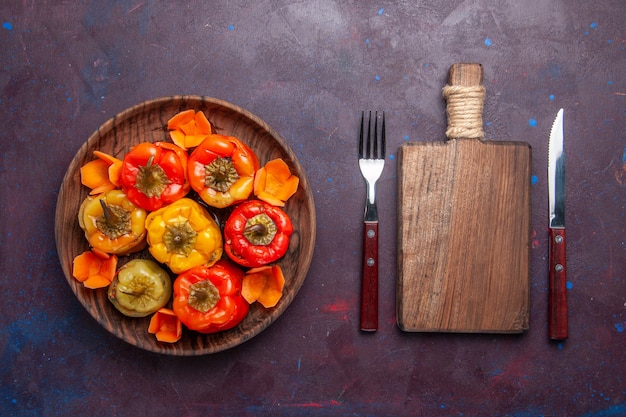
442,84,486,139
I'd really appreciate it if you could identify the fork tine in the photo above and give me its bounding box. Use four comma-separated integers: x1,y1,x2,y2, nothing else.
373,111,379,159
381,111,386,159
359,111,386,160
366,111,372,159
358,111,364,159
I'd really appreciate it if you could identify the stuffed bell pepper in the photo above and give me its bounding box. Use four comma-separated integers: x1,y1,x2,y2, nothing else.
223,199,293,268
78,189,147,255
144,198,223,274
187,134,259,208
119,141,190,211
172,260,249,333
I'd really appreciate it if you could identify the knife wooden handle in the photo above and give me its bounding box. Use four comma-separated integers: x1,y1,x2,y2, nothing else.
549,227,568,340
360,221,379,331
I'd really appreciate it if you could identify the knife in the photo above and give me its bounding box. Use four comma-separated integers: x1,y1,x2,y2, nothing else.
548,108,568,340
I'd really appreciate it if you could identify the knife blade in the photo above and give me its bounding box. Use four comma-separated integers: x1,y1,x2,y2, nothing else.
548,108,568,340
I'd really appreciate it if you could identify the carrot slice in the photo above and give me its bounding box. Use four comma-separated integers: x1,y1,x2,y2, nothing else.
72,250,118,288
100,253,117,278
194,110,212,133
80,159,110,194
169,130,186,149
179,119,197,136
94,150,123,187
73,251,99,282
93,150,121,166
80,152,123,193
180,130,207,148
89,181,117,195
185,134,207,150
107,161,122,187
242,265,285,308
253,158,299,206
167,110,212,150
167,109,196,130
241,272,265,303
83,274,112,289
148,308,183,343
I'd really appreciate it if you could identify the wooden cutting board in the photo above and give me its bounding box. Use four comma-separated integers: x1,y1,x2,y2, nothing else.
397,63,531,333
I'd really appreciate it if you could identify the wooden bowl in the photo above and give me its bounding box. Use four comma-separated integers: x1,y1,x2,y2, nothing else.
55,96,316,355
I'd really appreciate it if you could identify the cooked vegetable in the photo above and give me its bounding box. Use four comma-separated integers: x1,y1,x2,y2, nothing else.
119,141,190,211
72,250,118,289
253,158,299,207
224,199,293,268
80,159,115,195
107,259,172,317
172,261,249,334
187,134,259,208
167,109,213,150
78,189,147,255
72,108,303,340
148,308,183,343
144,198,223,274
94,150,123,185
241,265,285,308
80,151,123,195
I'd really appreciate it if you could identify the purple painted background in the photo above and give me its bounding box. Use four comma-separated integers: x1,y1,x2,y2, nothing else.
1,1,624,416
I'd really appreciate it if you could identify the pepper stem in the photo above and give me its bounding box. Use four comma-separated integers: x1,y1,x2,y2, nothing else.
188,280,220,313
120,287,145,296
96,199,132,240
243,213,277,246
99,199,118,223
134,154,171,198
204,157,239,192
163,221,198,256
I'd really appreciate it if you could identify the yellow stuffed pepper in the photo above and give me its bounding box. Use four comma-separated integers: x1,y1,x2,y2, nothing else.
144,198,223,274
78,189,147,255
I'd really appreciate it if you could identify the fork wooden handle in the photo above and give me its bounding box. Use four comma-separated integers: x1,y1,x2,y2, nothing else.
360,221,379,331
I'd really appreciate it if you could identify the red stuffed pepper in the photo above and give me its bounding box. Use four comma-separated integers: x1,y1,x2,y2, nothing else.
172,261,249,334
187,134,259,208
224,200,293,268
120,141,190,211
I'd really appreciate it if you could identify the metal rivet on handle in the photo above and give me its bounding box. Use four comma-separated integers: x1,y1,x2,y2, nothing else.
555,235,563,244
367,258,375,266
555,264,564,272
367,229,376,238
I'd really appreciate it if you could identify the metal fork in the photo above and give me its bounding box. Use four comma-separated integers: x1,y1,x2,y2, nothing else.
358,111,386,331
